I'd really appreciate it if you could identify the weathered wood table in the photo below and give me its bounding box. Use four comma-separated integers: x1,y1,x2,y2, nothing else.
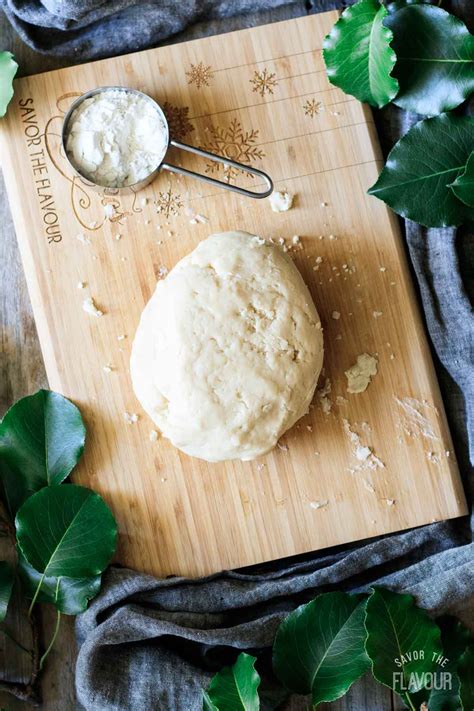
0,9,408,709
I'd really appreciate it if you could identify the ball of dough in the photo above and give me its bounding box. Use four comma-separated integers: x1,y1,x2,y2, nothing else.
131,231,324,462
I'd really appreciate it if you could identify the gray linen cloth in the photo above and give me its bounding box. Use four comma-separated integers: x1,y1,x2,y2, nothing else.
2,1,473,710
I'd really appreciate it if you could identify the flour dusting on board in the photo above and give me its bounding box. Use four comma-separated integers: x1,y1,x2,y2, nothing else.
395,396,439,441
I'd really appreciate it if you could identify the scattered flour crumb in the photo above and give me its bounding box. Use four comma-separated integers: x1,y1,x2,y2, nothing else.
309,500,329,510
82,297,104,317
256,463,266,471
373,311,383,318
76,233,91,246
102,364,114,373
320,201,328,207
158,265,168,278
189,213,209,225
123,412,139,424
115,234,122,241
292,235,300,246
77,281,86,289
356,445,372,461
332,311,341,320
269,190,293,212
363,479,375,493
104,204,115,218
345,353,378,394
277,441,289,452
343,418,385,472
384,498,396,506
427,451,441,464
140,198,148,207
89,221,98,229
149,430,159,442
379,266,387,272
316,377,332,415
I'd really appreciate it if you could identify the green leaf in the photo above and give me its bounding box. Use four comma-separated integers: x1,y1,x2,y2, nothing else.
0,561,14,621
17,551,101,615
365,587,442,707
272,592,370,706
204,653,260,711
15,484,117,578
0,390,86,516
458,644,474,711
323,0,399,108
386,6,474,115
0,52,18,118
368,114,474,227
423,616,473,711
386,0,440,11
449,151,474,208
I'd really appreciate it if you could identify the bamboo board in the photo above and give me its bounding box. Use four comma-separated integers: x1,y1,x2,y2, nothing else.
0,12,467,577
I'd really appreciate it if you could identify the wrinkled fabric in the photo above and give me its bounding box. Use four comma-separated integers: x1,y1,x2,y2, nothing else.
0,0,309,58
2,1,472,709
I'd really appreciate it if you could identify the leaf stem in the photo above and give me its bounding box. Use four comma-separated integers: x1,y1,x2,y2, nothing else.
404,693,417,711
28,572,45,618
39,608,61,671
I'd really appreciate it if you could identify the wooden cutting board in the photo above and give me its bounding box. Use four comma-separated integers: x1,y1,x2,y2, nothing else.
0,12,467,578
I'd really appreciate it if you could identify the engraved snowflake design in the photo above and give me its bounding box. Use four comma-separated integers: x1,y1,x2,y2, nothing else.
204,118,265,182
250,68,278,97
185,61,214,89
162,102,195,141
303,99,323,118
155,189,183,218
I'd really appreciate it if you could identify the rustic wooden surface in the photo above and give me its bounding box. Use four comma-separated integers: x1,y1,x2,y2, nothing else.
0,8,452,711
0,11,466,581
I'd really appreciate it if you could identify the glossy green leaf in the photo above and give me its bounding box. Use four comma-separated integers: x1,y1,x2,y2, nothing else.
204,653,260,711
423,616,473,711
449,151,474,208
0,390,86,516
386,0,440,11
365,587,442,706
368,114,474,227
0,52,18,118
273,592,370,706
15,484,117,578
0,561,14,621
458,644,474,711
323,0,399,108
387,6,474,115
17,551,101,615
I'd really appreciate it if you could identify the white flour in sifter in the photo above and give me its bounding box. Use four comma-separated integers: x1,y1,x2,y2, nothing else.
65,90,168,188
